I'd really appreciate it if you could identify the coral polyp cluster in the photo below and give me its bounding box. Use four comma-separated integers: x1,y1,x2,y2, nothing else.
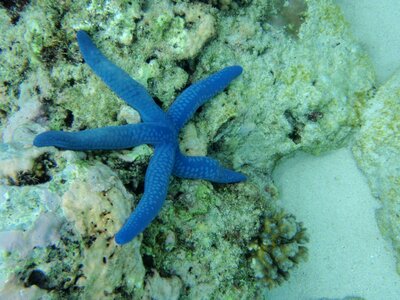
249,209,309,288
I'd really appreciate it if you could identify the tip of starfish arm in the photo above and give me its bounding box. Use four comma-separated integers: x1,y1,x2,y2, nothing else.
114,232,133,245
33,131,59,147
114,221,142,245
229,65,243,76
229,171,247,183
217,168,247,183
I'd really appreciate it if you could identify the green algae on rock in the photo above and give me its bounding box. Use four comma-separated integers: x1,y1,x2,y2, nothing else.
352,69,400,274
0,160,147,299
142,180,266,299
195,0,375,191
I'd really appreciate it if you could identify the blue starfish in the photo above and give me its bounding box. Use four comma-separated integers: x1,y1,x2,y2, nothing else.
34,31,246,245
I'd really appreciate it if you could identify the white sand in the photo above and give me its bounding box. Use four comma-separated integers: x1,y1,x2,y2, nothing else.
335,0,400,84
265,2,400,298
267,148,400,300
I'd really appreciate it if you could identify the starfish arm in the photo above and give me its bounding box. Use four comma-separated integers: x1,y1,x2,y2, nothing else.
77,30,167,123
167,66,242,131
173,151,246,183
115,143,175,244
33,123,173,151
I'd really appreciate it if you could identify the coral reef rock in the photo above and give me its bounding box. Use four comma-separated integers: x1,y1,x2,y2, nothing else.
353,69,400,274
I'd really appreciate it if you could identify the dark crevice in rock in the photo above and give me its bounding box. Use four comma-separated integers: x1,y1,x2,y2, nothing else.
9,153,57,186
284,109,304,144
25,269,53,290
64,109,74,128
0,0,30,24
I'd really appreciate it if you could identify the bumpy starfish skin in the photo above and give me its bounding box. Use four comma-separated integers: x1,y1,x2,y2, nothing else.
34,31,246,244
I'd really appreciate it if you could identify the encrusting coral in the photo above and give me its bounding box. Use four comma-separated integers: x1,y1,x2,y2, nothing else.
352,69,400,274
249,208,309,288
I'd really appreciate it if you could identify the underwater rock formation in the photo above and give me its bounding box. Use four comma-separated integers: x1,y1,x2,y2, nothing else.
353,69,400,274
0,161,147,299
